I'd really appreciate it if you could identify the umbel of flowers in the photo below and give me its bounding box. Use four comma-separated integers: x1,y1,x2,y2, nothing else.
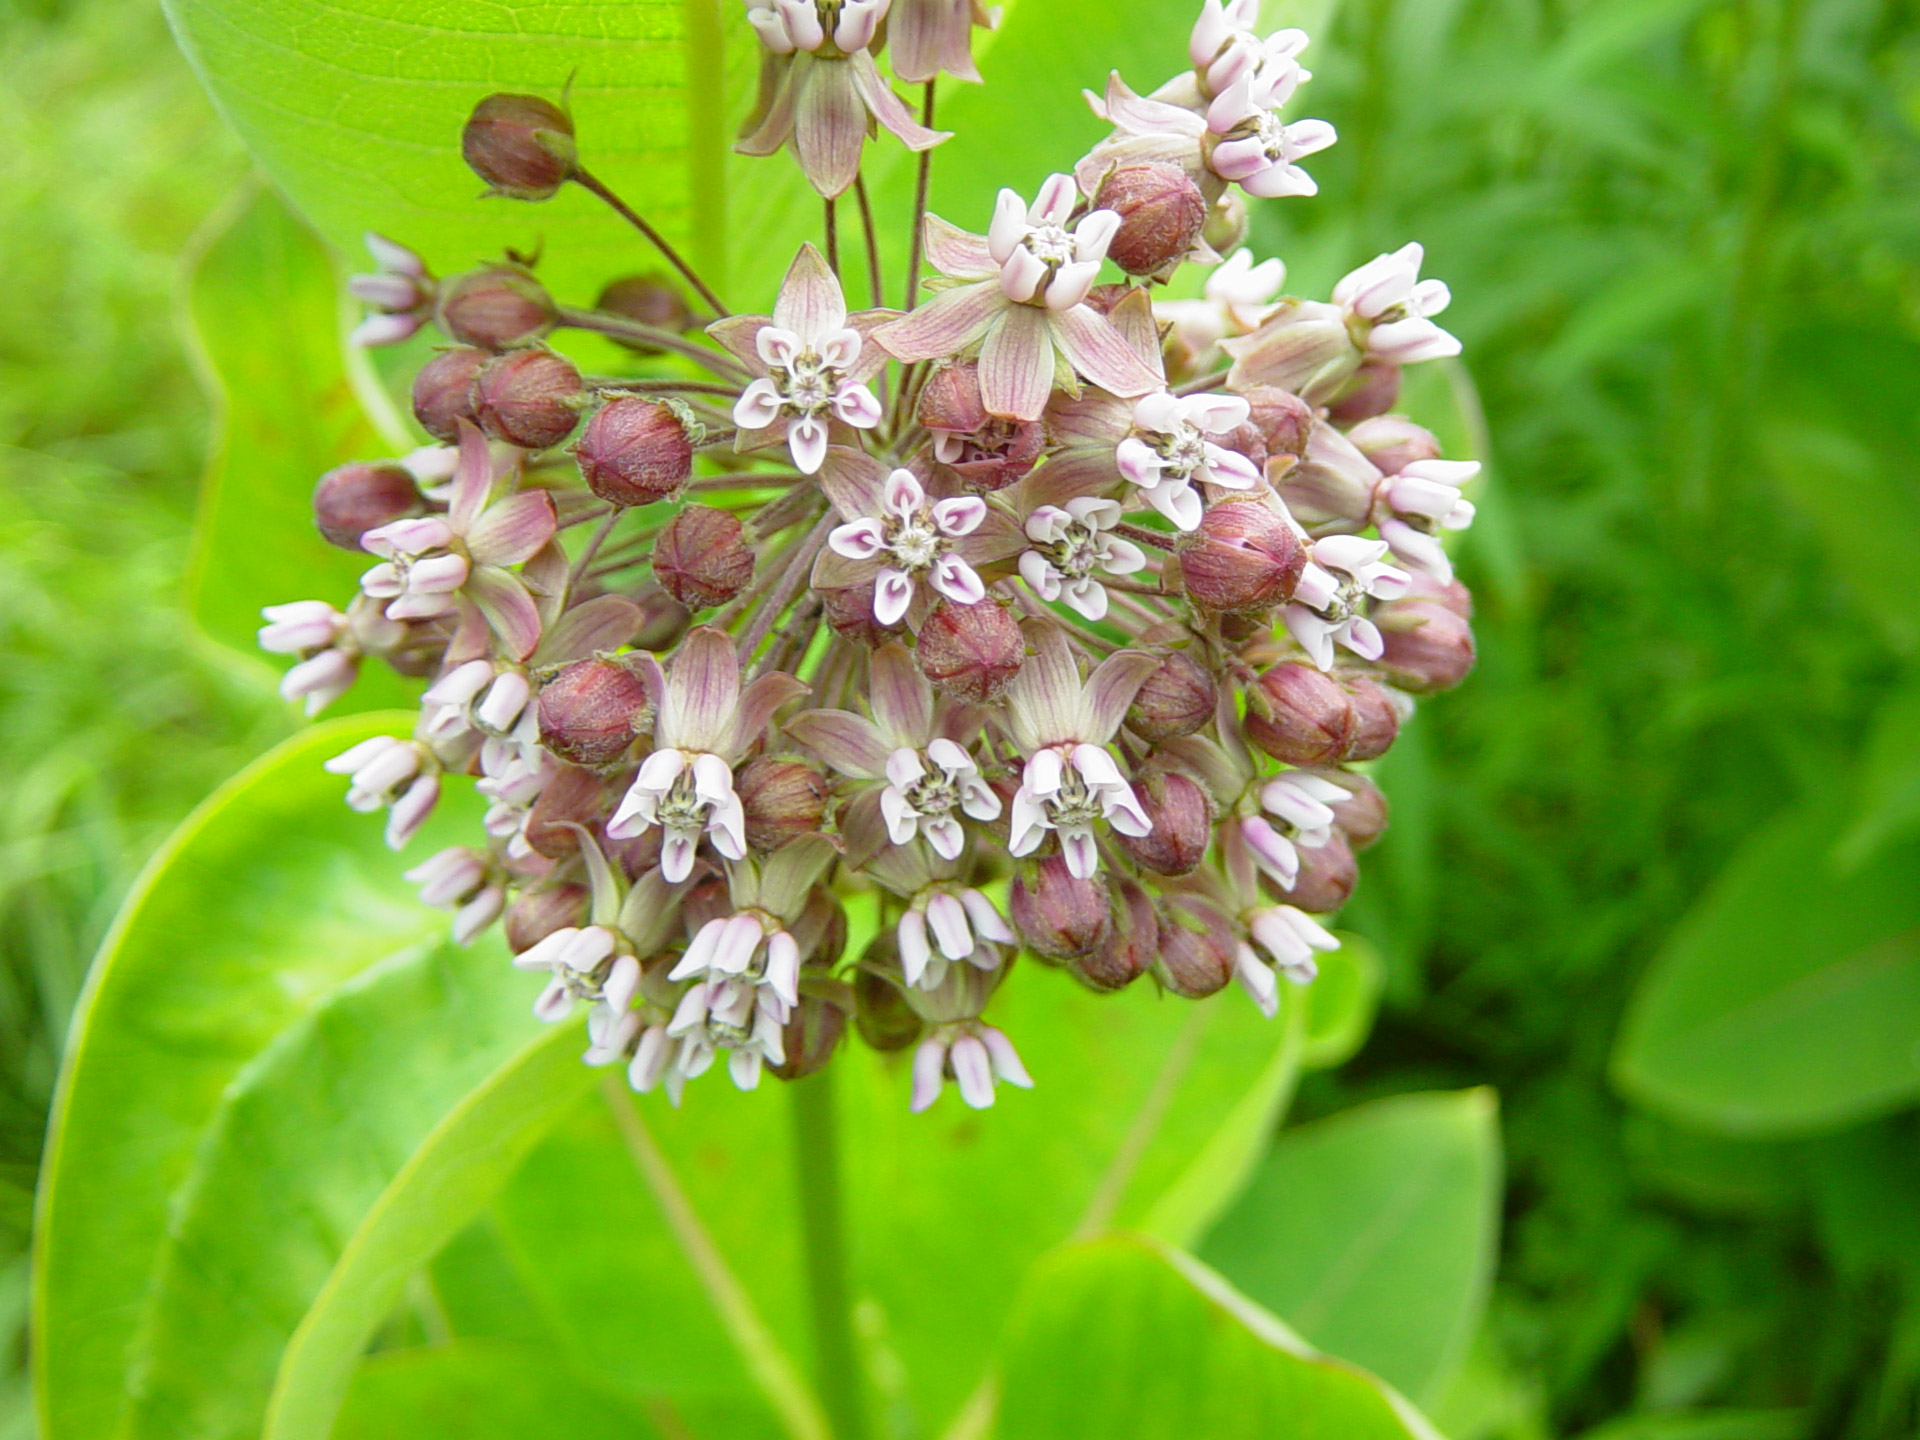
264,0,1480,1112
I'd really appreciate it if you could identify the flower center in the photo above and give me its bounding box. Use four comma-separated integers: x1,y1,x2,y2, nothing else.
1226,111,1288,160
1153,423,1210,479
885,510,946,572
773,351,840,417
657,768,716,834
1313,573,1366,623
1046,766,1105,829
905,765,960,818
704,977,758,1044
1040,522,1104,580
1022,223,1076,271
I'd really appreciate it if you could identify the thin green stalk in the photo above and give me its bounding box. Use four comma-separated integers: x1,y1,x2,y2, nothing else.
790,1068,869,1440
573,166,730,317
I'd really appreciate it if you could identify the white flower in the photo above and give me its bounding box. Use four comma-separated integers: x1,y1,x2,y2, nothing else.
911,1023,1033,1111
665,974,789,1092
347,232,432,348
1188,0,1312,100
1158,248,1288,366
258,601,361,715
1018,498,1147,621
669,910,802,1023
324,735,441,849
1009,744,1153,879
1284,535,1413,670
1332,242,1460,364
403,846,505,945
987,174,1121,311
514,924,639,1028
1376,458,1479,580
897,887,1013,990
826,467,989,625
746,0,889,54
1238,771,1348,889
1115,390,1262,531
881,740,1000,858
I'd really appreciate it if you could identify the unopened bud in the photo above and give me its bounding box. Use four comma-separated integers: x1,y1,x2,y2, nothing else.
595,274,695,344
791,886,849,970
1117,770,1213,876
504,882,590,953
1127,650,1217,742
575,396,697,506
1241,386,1315,462
1280,424,1381,532
1179,500,1306,614
525,764,614,859
1097,163,1207,277
537,657,649,768
1344,675,1404,760
821,583,899,646
738,757,828,851
1345,415,1441,477
1327,357,1401,425
1073,878,1156,992
654,506,754,609
854,943,924,1051
462,92,577,201
1203,190,1249,256
1313,769,1388,850
768,992,849,1081
313,462,420,551
1010,858,1110,959
1244,662,1357,765
411,346,490,442
472,348,583,450
603,819,664,879
917,360,988,435
1374,597,1476,693
1286,830,1358,915
437,264,557,350
1155,895,1237,998
915,599,1025,703
1081,282,1135,316
1221,299,1360,401
633,588,693,651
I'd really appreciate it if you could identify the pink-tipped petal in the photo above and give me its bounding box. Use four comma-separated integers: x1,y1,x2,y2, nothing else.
869,642,934,746
663,627,742,753
793,58,866,198
1050,305,1162,398
785,709,893,777
910,1035,947,1110
949,1033,996,1108
978,304,1055,422
874,280,1005,362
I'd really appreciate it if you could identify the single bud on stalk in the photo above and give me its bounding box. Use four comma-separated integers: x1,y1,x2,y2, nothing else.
1241,386,1316,462
1095,163,1208,277
462,92,577,201
1327,357,1401,425
1374,596,1476,693
524,764,614,859
1244,662,1358,765
1344,674,1405,760
1155,895,1237,998
411,346,491,442
472,349,583,450
915,599,1025,703
654,506,755,609
1284,830,1357,915
769,992,849,1081
504,882,590,953
595,274,695,342
537,657,650,768
1010,858,1110,959
313,462,420,551
1281,425,1382,532
437,264,558,350
1204,190,1250,256
1345,415,1442,477
1118,770,1213,876
917,361,988,436
1179,500,1306,614
854,944,924,1052
575,397,697,506
1073,878,1156,992
738,757,828,851
1127,650,1217,742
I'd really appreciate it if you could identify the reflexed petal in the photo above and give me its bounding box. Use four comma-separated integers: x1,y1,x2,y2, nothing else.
1050,304,1161,398
1005,625,1080,751
772,242,848,339
793,56,866,198
870,642,934,745
663,627,743,752
950,1033,996,1108
978,304,1054,422
465,489,558,567
448,420,494,533
923,214,998,280
818,445,888,520
873,569,915,626
785,709,892,777
874,279,1005,362
464,567,542,661
850,50,952,152
1080,648,1160,742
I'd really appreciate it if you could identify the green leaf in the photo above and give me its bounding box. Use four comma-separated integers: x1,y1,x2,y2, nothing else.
1200,1089,1502,1405
1612,800,1920,1135
335,1342,666,1440
30,713,453,1440
992,1235,1443,1440
1301,931,1385,1070
1568,1411,1805,1440
1834,667,1920,869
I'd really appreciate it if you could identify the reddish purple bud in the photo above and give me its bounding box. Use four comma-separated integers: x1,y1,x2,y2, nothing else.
854,942,924,1051
462,93,577,201
1096,163,1208,277
472,348,583,450
791,886,849,970
1327,357,1402,425
1282,424,1382,532
1241,386,1316,462
411,346,490,443
603,819,664,880
654,506,754,609
768,992,849,1080
1127,650,1217,742
681,874,734,934
524,764,614,859
437,265,557,350
1010,858,1110,959
1375,598,1476,693
575,397,697,506
1285,830,1358,915
820,583,900,646
1204,191,1249,256
313,462,420,551
1213,419,1268,474
1118,770,1213,877
1155,894,1237,998
738,757,829,852
1345,415,1441,477
917,361,988,435
1081,283,1136,316
1073,878,1156,992
915,599,1025,703
1317,769,1389,850
595,274,695,345
1244,662,1357,765
1178,501,1307,614
1344,675,1404,761
537,657,650,768
504,882,590,953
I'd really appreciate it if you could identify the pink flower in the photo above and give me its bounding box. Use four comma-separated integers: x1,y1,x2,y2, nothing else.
347,233,433,347
1115,390,1262,531
323,735,441,850
889,0,997,83
1284,535,1413,670
1087,70,1335,201
1018,497,1147,621
1332,243,1461,363
1189,0,1311,102
1375,458,1479,580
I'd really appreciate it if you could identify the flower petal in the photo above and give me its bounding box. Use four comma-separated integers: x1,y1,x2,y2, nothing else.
1080,648,1160,742
772,241,848,340
869,642,933,747
464,567,543,661
875,279,1005,362
465,488,558,568
785,708,892,777
923,214,998,280
1050,305,1162,398
978,303,1055,422
663,626,742,752
792,55,866,198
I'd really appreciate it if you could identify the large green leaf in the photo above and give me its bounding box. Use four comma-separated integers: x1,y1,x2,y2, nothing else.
335,1342,665,1440
992,1235,1443,1440
1612,800,1920,1135
1200,1089,1502,1406
30,713,453,1440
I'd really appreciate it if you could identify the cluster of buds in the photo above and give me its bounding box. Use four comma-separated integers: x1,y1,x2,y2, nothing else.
261,0,1480,1114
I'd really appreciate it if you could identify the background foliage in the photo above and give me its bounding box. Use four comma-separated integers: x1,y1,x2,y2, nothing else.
2,0,1918,1435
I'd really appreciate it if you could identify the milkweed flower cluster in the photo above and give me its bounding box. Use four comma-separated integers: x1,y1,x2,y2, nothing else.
262,0,1481,1113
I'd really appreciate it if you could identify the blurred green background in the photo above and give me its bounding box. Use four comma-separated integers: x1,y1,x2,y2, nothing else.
3,0,1918,1436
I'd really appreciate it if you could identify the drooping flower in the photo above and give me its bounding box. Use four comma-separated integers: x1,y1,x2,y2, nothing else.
904,962,1033,1111
347,233,434,347
1084,69,1336,203
1238,770,1347,890
1284,535,1414,670
404,846,507,945
709,244,892,475
874,177,1162,422
1234,904,1339,1014
897,884,1013,991
1374,458,1479,580
1187,0,1311,101
324,735,442,850
889,0,997,83
1018,497,1147,621
1332,243,1460,364
1116,390,1263,530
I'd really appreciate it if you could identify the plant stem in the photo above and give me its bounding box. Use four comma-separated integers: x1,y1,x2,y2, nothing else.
573,167,730,317
853,174,884,311
558,306,747,379
824,195,841,277
790,1068,868,1440
902,84,936,313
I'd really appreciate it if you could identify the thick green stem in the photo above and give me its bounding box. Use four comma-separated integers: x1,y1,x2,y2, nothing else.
791,1068,868,1440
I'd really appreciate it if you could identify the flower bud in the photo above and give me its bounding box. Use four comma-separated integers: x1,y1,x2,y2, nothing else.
791,886,849,970
436,265,558,350
1327,357,1401,425
313,462,420,551
1010,858,1110,959
1072,878,1156,992
738,757,828,852
595,274,695,343
1285,831,1357,915
915,599,1025,703
1374,597,1476,693
1127,650,1217,742
411,346,490,442
821,583,900,646
1345,415,1441,477
1241,386,1315,462
1117,770,1213,877
1280,424,1381,533
575,396,697,506
1155,894,1237,998
768,992,849,1081
681,875,734,934
1080,282,1135,316
524,764,614,859
462,92,577,201
632,588,693,651
1178,500,1306,614
1203,190,1249,256
1244,662,1357,765
1096,163,1208,277
504,882,590,953
472,348,583,450
1344,675,1404,760
1221,298,1360,400
854,945,924,1052
603,818,664,879
537,657,649,768
1316,769,1388,850
654,506,754,609
917,360,988,435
